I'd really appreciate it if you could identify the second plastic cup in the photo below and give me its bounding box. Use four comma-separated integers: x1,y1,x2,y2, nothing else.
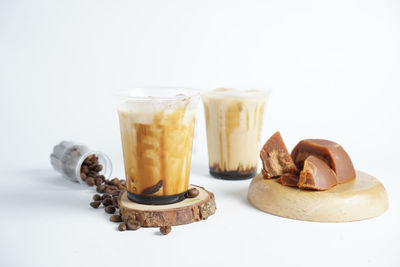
117,87,200,205
202,88,270,180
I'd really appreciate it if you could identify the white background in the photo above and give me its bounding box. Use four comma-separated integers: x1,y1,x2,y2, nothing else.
1,0,400,266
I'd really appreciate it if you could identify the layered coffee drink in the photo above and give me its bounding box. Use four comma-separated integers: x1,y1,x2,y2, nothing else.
202,88,270,179
117,88,199,204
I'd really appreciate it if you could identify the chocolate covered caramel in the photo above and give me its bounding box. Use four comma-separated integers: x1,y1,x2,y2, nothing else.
291,139,356,183
260,131,299,178
298,156,338,190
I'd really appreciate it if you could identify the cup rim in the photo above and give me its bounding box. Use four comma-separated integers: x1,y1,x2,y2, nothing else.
202,88,271,98
115,87,200,102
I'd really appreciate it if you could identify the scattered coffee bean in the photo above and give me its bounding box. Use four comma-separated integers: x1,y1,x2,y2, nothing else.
111,197,118,208
102,194,111,200
118,222,127,231
87,176,148,234
90,201,101,208
110,178,120,186
95,177,103,186
187,188,199,198
93,194,101,201
103,198,113,207
110,214,122,222
160,226,172,235
118,184,126,190
106,187,116,195
105,206,116,214
127,221,141,231
96,184,106,193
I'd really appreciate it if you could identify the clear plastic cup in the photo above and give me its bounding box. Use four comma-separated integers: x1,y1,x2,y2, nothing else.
116,87,200,204
202,88,270,180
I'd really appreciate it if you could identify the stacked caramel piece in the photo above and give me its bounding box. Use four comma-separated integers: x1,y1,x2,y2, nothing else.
260,132,356,190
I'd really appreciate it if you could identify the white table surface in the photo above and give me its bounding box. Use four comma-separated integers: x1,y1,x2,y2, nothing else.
1,1,400,266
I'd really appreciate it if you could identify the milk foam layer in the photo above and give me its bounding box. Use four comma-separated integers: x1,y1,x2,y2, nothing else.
202,88,269,174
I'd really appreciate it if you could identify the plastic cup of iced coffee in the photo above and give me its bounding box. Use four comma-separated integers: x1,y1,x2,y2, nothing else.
117,87,200,205
202,88,270,180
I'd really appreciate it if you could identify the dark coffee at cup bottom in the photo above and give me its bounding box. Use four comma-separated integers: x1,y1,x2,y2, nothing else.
209,165,257,180
127,191,186,205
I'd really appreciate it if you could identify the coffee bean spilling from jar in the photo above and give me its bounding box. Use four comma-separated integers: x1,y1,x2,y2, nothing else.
80,155,106,187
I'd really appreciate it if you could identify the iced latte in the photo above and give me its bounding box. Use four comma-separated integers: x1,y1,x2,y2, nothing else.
202,88,270,180
117,88,199,204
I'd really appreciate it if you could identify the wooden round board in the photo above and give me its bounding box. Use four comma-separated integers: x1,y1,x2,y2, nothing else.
118,185,216,227
248,170,388,222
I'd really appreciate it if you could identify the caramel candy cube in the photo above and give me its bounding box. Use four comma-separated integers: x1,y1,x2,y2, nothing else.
278,173,299,187
260,131,299,178
291,139,356,183
298,155,338,190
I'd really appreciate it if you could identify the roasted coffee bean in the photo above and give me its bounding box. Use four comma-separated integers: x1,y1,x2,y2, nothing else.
80,172,87,180
86,177,95,186
118,184,126,190
96,184,106,193
95,177,103,186
92,194,101,201
82,166,89,174
105,206,116,214
103,198,113,207
160,226,172,235
112,197,118,208
118,222,127,231
90,201,101,208
127,221,141,230
97,175,105,181
110,178,120,186
94,165,103,172
187,188,199,198
88,163,98,170
102,194,111,200
119,179,126,185
106,187,116,195
110,214,122,222
88,171,97,177
112,190,121,197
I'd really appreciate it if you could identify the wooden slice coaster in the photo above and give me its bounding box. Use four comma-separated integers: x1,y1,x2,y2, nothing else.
248,170,388,222
118,185,216,227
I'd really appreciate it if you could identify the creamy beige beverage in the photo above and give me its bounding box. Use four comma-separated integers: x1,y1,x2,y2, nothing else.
117,88,199,204
202,88,269,179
